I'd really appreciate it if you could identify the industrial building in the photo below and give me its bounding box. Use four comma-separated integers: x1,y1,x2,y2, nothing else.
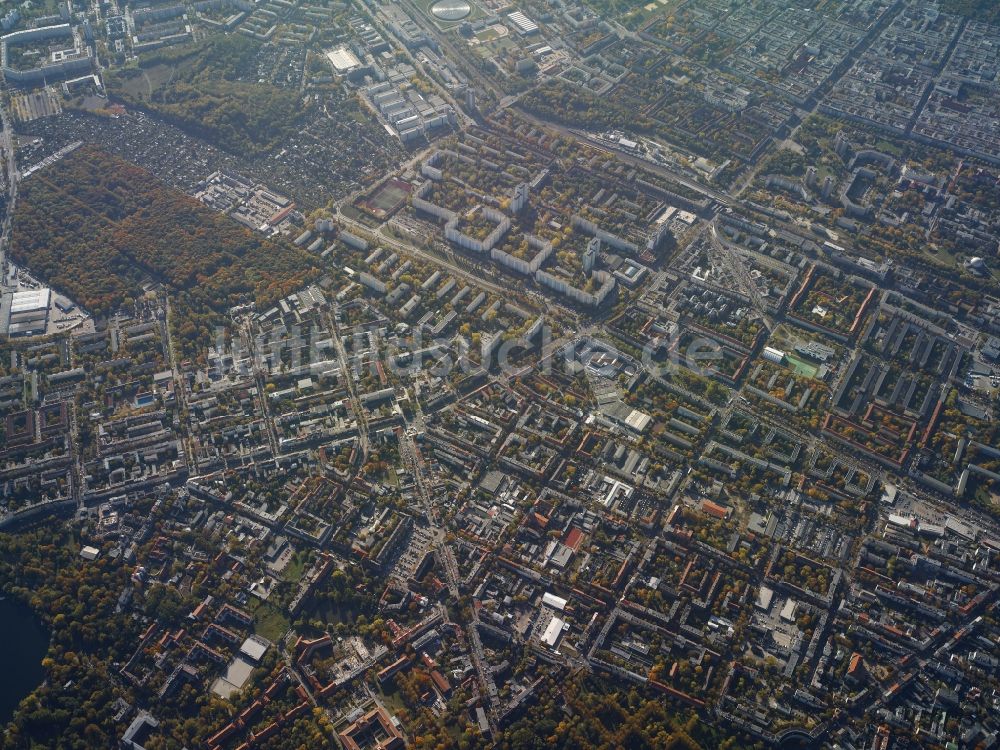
6,288,51,337
326,46,361,74
507,10,538,36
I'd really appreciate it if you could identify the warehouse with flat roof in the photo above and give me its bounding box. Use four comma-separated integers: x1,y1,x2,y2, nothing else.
507,10,538,35
5,287,51,337
541,616,566,648
326,46,361,73
10,288,50,315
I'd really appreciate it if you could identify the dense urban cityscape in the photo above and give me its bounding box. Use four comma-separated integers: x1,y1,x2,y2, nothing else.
0,0,999,748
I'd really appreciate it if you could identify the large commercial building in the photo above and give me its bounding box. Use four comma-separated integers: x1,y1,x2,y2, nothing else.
6,288,51,337
507,10,539,36
326,46,361,74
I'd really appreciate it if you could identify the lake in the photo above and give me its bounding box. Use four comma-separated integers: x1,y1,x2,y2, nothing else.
0,597,49,723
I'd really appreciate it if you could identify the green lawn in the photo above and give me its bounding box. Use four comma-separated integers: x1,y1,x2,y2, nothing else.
785,354,819,379
378,682,408,716
282,552,308,583
254,603,290,642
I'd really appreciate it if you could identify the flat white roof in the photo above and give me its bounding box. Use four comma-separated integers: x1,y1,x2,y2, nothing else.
507,10,538,33
542,592,567,611
10,288,51,314
624,409,652,433
541,616,565,647
881,483,898,503
327,46,361,72
780,598,798,622
239,635,269,662
755,585,774,610
887,513,913,528
211,657,254,698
